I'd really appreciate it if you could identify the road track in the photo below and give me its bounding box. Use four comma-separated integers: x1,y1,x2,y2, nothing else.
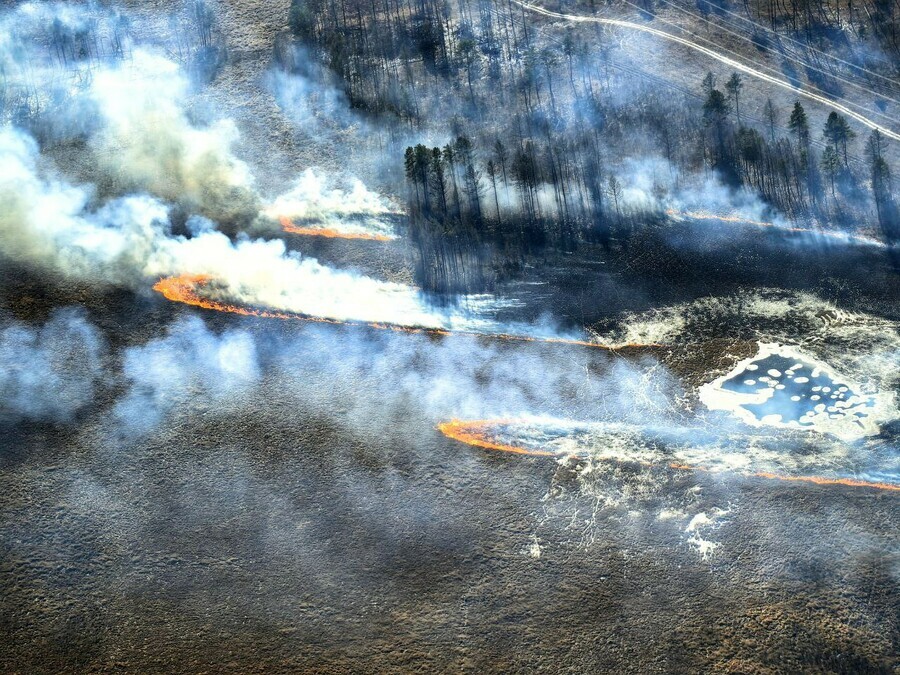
510,0,900,142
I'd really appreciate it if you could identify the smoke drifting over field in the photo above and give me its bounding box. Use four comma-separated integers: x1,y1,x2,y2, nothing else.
0,2,422,305
0,310,105,424
114,317,262,435
0,68,468,331
86,51,260,227
1,1,899,671
1,0,897,483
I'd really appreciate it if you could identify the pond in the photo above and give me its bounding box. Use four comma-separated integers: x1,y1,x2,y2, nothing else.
699,344,888,440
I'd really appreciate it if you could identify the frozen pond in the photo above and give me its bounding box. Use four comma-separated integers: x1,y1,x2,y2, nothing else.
699,344,893,440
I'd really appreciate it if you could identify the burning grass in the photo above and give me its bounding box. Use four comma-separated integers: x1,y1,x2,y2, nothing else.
438,417,900,492
666,209,886,248
279,216,395,242
153,274,659,350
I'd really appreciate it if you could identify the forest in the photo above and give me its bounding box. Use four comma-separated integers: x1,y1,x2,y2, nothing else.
283,0,900,291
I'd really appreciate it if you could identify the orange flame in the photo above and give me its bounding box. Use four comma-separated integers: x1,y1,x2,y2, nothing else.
438,419,900,492
665,208,797,231
279,216,393,241
751,471,900,492
153,274,660,350
437,419,557,456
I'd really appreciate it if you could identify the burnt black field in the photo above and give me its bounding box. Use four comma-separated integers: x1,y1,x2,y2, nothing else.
2,223,899,673
2,0,900,672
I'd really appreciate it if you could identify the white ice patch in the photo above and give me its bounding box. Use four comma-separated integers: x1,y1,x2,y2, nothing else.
698,343,895,440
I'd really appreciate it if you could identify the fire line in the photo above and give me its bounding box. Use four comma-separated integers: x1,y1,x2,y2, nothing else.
665,209,886,248
279,216,394,241
438,418,900,492
153,274,661,350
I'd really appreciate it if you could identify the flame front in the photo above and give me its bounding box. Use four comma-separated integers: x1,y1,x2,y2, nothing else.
153,274,311,321
279,216,394,241
154,276,896,494
437,419,556,456
153,274,659,350
438,418,900,492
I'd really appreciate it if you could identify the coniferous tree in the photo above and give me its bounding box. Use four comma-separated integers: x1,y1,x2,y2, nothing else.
821,144,840,197
725,72,744,124
823,112,856,166
788,102,810,147
763,99,778,142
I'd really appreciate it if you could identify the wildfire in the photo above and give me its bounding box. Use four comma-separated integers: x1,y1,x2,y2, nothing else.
153,274,314,321
437,419,556,456
153,274,659,350
752,472,900,492
438,418,900,492
279,216,394,241
666,209,885,248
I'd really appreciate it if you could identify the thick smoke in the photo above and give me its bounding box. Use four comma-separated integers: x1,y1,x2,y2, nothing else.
263,168,400,239
0,127,168,286
0,309,105,424
0,7,257,228
86,50,261,228
114,317,261,435
0,122,506,328
0,1,531,332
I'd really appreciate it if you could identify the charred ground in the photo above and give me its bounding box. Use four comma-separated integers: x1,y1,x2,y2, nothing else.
1,0,899,672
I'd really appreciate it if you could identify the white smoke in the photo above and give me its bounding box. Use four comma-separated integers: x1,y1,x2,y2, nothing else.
0,309,105,423
268,47,362,133
0,128,163,285
0,122,511,330
616,155,778,223
86,49,260,227
114,317,261,435
1,2,396,236
264,168,399,239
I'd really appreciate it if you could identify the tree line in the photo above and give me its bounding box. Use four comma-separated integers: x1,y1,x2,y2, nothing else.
283,0,899,288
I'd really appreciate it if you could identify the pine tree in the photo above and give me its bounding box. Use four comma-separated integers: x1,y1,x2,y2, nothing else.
788,101,809,147
763,98,777,142
865,130,898,252
703,89,731,155
607,175,622,215
823,112,855,166
821,144,841,197
486,159,501,220
725,72,744,124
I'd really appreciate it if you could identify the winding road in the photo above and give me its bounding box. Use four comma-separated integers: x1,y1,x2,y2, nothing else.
510,0,900,142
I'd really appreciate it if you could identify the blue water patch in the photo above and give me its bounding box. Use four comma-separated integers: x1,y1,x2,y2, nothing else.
719,353,873,427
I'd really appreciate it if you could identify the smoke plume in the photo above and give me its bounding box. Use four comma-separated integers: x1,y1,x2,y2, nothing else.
0,309,105,424
114,317,261,435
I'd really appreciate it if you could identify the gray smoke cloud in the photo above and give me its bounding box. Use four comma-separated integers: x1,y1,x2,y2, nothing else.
0,1,532,334
114,317,261,435
1,5,255,229
0,309,105,424
0,2,400,236
85,50,261,229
